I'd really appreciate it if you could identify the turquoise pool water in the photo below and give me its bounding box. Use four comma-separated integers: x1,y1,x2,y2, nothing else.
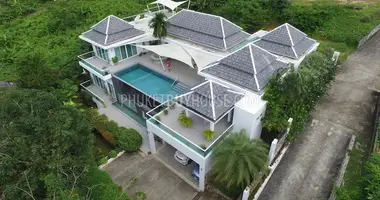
115,64,187,102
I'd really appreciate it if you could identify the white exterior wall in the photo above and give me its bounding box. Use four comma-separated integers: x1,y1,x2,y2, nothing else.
233,101,267,139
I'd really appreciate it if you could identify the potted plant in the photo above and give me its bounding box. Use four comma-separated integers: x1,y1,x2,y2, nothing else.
203,129,216,141
112,56,118,64
163,109,168,115
178,113,193,127
155,115,161,124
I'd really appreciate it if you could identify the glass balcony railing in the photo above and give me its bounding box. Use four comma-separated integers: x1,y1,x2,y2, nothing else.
80,80,105,107
78,52,108,76
146,101,234,157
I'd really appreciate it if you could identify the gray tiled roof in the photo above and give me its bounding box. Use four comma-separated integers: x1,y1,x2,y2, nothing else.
254,23,316,59
202,44,289,92
177,81,244,121
82,15,144,46
167,10,249,51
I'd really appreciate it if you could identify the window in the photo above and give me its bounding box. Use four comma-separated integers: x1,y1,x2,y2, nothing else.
113,44,138,61
95,46,109,61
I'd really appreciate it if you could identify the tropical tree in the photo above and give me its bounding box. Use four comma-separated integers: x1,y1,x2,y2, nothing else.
212,130,268,189
149,12,167,41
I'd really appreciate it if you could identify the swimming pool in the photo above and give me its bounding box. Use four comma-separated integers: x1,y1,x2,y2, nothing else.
115,64,188,102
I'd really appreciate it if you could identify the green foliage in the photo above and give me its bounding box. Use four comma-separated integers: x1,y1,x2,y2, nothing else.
164,109,168,115
133,191,147,200
178,113,193,127
0,89,95,199
263,52,336,137
270,0,290,17
84,168,131,200
149,12,167,40
112,56,119,64
116,128,143,152
214,0,272,32
105,120,119,136
100,156,109,165
283,4,336,33
363,153,380,200
212,129,268,189
203,129,216,141
109,150,118,158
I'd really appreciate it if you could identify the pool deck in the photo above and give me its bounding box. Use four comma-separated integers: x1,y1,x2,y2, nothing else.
85,52,205,87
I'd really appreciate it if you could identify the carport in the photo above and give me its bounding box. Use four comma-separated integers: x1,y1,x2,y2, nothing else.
154,144,199,190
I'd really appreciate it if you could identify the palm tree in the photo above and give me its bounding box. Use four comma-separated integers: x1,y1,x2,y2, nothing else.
211,130,269,189
149,12,167,41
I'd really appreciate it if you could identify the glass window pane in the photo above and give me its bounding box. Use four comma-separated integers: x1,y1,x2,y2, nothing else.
121,45,127,59
126,45,132,57
105,49,109,61
131,45,137,56
96,46,101,57
115,47,122,60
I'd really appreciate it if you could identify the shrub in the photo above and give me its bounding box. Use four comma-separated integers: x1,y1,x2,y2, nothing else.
283,4,336,33
263,52,336,136
84,168,131,200
178,113,193,127
203,129,216,141
116,128,142,152
109,150,118,158
105,120,119,135
100,156,108,165
360,15,372,23
112,56,118,64
163,109,168,115
133,191,147,200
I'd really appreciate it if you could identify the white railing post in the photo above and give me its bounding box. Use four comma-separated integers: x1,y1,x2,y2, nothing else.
242,187,250,200
268,139,278,164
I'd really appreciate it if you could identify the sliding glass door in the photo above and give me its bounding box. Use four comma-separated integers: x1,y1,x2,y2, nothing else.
114,44,137,61
95,46,109,61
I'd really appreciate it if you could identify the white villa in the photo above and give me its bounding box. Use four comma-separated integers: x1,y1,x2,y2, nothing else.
78,0,319,192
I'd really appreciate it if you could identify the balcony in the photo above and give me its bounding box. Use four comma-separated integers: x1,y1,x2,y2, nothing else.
78,52,109,76
80,80,108,106
146,101,233,157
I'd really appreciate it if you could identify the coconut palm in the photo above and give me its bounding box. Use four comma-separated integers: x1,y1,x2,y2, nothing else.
149,12,167,40
211,130,268,189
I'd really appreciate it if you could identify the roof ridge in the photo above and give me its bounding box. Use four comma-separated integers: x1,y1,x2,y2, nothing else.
104,16,111,44
209,80,216,120
285,24,294,46
220,17,227,50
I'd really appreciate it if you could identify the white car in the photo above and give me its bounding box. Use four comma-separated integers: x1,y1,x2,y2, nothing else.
174,150,191,165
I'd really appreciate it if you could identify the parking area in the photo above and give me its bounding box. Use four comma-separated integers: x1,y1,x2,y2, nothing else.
155,144,199,190
103,152,198,200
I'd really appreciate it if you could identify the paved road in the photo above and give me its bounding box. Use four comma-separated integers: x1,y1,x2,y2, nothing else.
258,32,380,200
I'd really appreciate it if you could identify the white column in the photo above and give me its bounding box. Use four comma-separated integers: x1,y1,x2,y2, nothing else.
185,109,189,117
199,163,206,191
268,139,278,165
227,111,232,122
108,48,116,66
148,132,157,154
210,122,215,131
159,56,166,71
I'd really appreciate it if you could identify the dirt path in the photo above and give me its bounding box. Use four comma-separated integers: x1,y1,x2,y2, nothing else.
258,32,380,200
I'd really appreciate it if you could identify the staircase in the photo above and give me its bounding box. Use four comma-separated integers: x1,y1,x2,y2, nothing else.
171,82,190,95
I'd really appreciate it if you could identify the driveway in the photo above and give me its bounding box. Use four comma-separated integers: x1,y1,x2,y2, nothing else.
258,32,380,200
104,152,198,200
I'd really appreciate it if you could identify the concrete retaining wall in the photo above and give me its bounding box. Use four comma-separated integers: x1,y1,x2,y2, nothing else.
328,135,356,200
358,24,380,48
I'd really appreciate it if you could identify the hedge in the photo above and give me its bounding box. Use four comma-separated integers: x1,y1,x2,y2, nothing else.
116,127,142,152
